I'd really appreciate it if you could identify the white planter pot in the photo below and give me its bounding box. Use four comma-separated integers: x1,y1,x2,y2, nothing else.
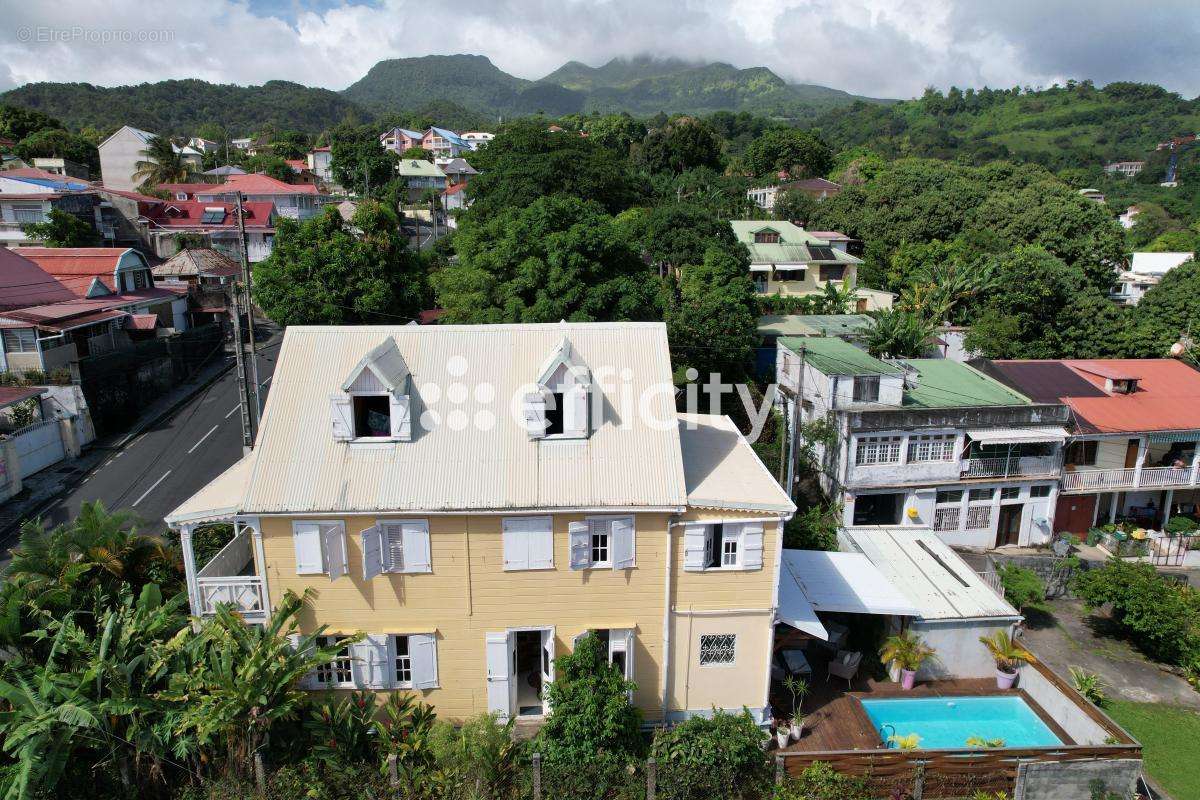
776,729,790,749
790,722,804,741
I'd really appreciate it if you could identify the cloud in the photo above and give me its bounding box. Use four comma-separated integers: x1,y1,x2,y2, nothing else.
0,0,1195,99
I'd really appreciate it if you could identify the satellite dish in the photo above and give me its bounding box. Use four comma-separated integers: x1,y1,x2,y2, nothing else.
1171,341,1187,356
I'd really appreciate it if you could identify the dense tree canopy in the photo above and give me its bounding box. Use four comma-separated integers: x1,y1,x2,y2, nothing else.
329,123,397,196
0,104,64,141
13,128,99,175
638,116,724,175
465,119,643,218
741,128,832,178
1129,259,1200,357
620,202,739,274
665,245,759,382
433,195,661,323
255,203,426,325
20,208,101,247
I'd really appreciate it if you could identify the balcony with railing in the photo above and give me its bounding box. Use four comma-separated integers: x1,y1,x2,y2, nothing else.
959,455,1060,479
1061,465,1197,493
194,527,266,621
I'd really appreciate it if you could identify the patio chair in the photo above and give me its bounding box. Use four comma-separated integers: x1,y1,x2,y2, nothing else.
826,650,862,688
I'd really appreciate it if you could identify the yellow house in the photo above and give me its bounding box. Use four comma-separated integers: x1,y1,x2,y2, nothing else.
167,322,794,725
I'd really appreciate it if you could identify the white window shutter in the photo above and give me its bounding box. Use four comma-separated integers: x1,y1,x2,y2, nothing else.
288,634,317,689
361,524,383,580
401,521,432,573
683,524,709,571
523,391,547,439
362,634,392,689
389,393,411,441
502,519,529,571
322,522,347,581
529,518,554,570
611,517,635,570
563,384,590,437
329,393,353,441
611,628,634,681
382,523,404,572
350,640,372,689
293,522,325,574
741,522,765,570
410,633,439,689
568,521,590,570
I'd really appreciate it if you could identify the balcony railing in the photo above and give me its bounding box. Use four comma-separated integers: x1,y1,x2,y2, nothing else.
960,455,1059,478
197,576,266,616
1061,466,1197,492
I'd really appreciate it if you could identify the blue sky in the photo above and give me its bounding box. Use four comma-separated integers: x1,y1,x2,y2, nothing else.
1,0,1197,98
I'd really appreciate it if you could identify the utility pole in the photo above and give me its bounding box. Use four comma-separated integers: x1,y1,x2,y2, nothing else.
233,191,262,430
227,281,254,453
784,345,805,499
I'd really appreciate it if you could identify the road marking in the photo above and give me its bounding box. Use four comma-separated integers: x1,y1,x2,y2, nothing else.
131,470,172,508
187,425,219,454
225,405,240,419
260,376,272,386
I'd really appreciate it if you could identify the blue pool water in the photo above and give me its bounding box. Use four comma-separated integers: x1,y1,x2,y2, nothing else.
860,696,1063,749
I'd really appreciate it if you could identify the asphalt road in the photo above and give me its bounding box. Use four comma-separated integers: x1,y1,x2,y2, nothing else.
35,341,280,534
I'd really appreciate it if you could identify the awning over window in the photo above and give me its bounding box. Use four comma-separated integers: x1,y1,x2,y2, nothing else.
779,550,920,632
1147,431,1200,443
125,314,159,331
966,426,1068,445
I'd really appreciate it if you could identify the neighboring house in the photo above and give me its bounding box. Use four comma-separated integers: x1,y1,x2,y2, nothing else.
1109,251,1194,305
204,165,247,178
1104,161,1146,178
441,183,469,227
1078,188,1105,204
203,173,328,221
166,322,795,725
144,200,277,262
90,186,170,249
379,128,425,154
421,127,471,157
981,359,1200,534
1,247,189,374
152,248,241,287
731,221,890,311
187,137,221,154
0,170,100,248
434,157,478,184
747,178,842,213
755,314,874,375
776,337,1070,549
284,160,318,185
460,131,495,150
307,146,332,182
231,138,253,151
97,126,202,191
1118,205,1141,229
31,158,90,180
396,160,447,203
157,182,222,202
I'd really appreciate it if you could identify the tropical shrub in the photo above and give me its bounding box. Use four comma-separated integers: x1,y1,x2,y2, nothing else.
428,713,520,800
1165,516,1199,534
1069,667,1109,707
880,630,935,672
651,709,770,800
998,564,1046,611
774,761,870,800
979,631,1035,674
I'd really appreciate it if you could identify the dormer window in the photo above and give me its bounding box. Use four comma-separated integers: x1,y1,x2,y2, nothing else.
524,337,592,440
754,228,781,244
1110,378,1139,394
330,338,412,442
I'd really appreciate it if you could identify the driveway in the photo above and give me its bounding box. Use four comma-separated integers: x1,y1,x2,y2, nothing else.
1021,597,1200,709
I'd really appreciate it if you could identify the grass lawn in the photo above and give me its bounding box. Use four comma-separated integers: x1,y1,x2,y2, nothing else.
1104,700,1200,799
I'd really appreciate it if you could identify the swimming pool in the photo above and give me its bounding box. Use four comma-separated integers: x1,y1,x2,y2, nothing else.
860,696,1063,749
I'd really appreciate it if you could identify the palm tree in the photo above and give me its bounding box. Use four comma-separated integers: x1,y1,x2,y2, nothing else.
903,257,1000,323
980,630,1035,674
817,280,857,315
865,309,940,359
880,630,936,673
132,135,193,190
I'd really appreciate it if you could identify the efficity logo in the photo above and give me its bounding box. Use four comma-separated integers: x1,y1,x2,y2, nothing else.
412,356,778,442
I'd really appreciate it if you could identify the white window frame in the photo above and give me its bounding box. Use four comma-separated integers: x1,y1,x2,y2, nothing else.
571,516,635,571
292,520,346,576
907,433,957,463
349,389,393,441
590,519,611,568
314,636,356,688
855,435,902,466
393,634,413,689
698,633,737,667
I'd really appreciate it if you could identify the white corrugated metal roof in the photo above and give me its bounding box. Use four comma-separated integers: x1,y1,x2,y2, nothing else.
843,528,1020,620
677,413,795,514
781,549,919,618
966,426,1068,444
1130,251,1193,276
175,323,691,517
777,554,829,640
165,455,255,525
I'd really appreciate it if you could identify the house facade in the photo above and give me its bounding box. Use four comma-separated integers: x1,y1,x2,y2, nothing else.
167,323,794,725
777,337,1070,549
144,200,277,262
981,359,1200,534
747,178,842,213
1104,161,1146,178
1109,251,1194,306
307,147,332,182
0,170,100,248
98,126,202,191
396,160,447,202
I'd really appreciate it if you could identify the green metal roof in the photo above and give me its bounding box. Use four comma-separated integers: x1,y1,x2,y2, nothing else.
758,314,874,338
899,359,1032,409
396,159,445,178
730,220,863,266
778,336,899,376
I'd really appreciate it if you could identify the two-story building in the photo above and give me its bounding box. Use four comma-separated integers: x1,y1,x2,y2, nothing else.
981,359,1200,533
166,322,795,725
396,160,448,203
732,221,892,311
307,147,332,183
0,169,100,248
97,126,203,191
777,337,1070,549
746,178,842,213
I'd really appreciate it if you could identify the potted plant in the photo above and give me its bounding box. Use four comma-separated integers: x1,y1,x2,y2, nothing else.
880,630,935,690
980,630,1034,689
774,718,790,749
889,732,921,750
783,675,809,740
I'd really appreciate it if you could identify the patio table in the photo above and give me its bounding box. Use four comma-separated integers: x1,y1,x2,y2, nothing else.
780,648,812,677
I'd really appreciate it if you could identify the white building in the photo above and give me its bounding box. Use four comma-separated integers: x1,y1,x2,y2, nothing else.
1104,161,1146,178
1109,251,1194,306
460,131,495,150
98,126,203,191
776,337,1070,550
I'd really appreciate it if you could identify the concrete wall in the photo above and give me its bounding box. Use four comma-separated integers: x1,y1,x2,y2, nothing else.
1017,663,1112,745
99,128,147,192
37,384,95,447
1015,760,1141,800
912,619,1016,680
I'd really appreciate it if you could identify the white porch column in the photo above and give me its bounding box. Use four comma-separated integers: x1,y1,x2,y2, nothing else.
1108,492,1119,524
1190,446,1200,487
1163,489,1174,528
243,516,270,615
1133,437,1148,488
178,523,201,617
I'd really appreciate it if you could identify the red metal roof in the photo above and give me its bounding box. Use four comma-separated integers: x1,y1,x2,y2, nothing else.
443,182,467,196
3,288,182,326
0,386,42,409
0,166,74,181
0,247,77,311
987,359,1200,434
125,313,159,330
157,182,218,197
148,200,275,229
96,187,166,204
219,173,318,195
10,247,138,298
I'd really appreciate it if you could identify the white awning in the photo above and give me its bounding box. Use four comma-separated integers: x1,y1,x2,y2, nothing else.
780,549,920,623
749,264,772,272
966,426,1068,445
777,557,829,640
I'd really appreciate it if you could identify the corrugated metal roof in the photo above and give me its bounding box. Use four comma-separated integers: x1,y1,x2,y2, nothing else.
781,549,919,617
843,528,1020,620
236,323,689,514
899,359,1033,409
677,413,795,514
757,314,873,338
166,455,256,524
778,336,900,376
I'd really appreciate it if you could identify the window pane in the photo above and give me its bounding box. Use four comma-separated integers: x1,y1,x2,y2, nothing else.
395,635,412,686
1030,485,1051,498
699,634,736,666
352,395,391,437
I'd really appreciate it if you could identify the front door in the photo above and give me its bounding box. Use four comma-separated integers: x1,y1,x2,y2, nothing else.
1125,438,1140,469
1054,494,1097,534
997,504,1024,547
485,631,515,721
